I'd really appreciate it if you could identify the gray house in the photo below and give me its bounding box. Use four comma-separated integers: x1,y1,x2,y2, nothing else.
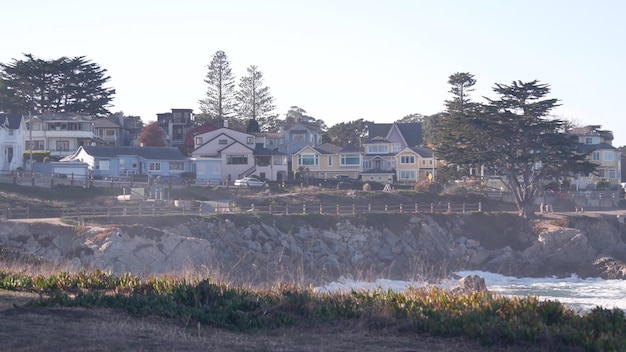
61,146,191,179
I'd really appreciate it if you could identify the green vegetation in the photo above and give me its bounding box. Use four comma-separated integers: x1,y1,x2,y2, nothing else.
0,269,624,351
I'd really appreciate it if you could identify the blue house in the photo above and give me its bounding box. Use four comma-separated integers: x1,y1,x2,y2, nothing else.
61,146,191,179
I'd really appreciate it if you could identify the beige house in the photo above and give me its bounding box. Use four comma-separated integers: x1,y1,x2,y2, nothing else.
569,126,621,190
24,113,96,159
395,146,437,183
291,143,361,180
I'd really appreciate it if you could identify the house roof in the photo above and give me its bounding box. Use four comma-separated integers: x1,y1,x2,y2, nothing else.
339,143,362,153
368,122,423,147
184,123,219,147
577,142,617,154
254,145,286,156
408,146,434,158
93,118,121,128
33,113,94,122
314,143,342,154
0,113,22,129
281,121,323,132
80,146,188,160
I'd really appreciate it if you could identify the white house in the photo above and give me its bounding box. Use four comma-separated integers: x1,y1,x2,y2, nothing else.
24,113,96,159
191,127,287,183
0,113,24,174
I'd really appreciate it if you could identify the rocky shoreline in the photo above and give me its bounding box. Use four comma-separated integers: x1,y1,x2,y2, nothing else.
2,212,626,285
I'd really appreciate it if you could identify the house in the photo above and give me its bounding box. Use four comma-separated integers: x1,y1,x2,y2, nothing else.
61,146,191,180
93,113,142,147
569,126,622,190
367,122,423,151
277,120,324,155
157,108,195,149
183,123,218,156
24,113,96,159
291,143,362,180
0,113,24,174
395,146,437,183
191,127,287,183
361,137,397,183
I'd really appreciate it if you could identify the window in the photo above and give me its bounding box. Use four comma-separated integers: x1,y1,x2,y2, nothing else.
97,160,110,170
105,129,115,137
328,155,332,166
592,151,600,161
292,131,306,142
8,130,14,136
26,140,45,150
585,137,594,144
149,162,161,171
195,137,203,146
603,151,615,161
340,154,360,166
273,155,284,165
298,153,318,166
227,155,248,165
56,141,69,151
400,155,415,164
399,170,416,180
392,143,401,153
609,169,617,179
68,123,82,131
367,145,388,154
219,139,227,145
170,161,184,170
247,137,254,144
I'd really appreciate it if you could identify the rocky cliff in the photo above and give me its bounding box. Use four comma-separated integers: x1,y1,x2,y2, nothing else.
2,212,626,285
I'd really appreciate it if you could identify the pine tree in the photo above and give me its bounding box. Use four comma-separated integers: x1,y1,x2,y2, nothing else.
0,54,115,115
198,51,236,125
235,65,277,132
435,76,596,218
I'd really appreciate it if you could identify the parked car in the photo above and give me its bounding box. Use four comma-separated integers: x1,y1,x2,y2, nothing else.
155,175,187,185
234,177,268,188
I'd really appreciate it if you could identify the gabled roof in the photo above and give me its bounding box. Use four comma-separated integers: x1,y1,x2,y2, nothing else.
184,123,219,147
0,113,22,129
368,122,423,147
79,146,187,160
33,113,94,122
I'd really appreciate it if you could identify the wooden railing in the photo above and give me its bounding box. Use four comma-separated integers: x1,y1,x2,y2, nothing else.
2,201,482,220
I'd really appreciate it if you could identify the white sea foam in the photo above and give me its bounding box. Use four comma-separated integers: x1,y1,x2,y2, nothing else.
317,271,626,313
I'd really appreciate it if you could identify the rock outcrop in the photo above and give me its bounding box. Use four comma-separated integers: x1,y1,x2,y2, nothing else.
1,213,625,285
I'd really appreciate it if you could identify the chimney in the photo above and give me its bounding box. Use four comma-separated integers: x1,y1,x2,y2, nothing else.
224,119,229,128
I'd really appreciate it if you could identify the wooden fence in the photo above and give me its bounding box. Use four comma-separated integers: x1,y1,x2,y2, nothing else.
2,201,482,220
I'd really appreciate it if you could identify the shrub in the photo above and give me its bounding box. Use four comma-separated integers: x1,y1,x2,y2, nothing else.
362,183,371,191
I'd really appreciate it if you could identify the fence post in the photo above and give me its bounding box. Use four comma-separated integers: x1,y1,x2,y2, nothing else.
385,205,388,212
352,204,355,215
431,203,434,212
252,204,255,213
31,171,35,186
303,204,306,214
448,202,451,213
123,205,127,216
26,207,30,219
400,204,403,213
478,201,482,212
336,204,339,215
269,204,272,214
286,204,289,215
462,203,466,213
71,173,74,187
368,204,371,212
7,208,11,220
320,204,323,214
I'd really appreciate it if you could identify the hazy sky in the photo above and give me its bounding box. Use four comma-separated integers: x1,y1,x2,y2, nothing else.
3,0,625,146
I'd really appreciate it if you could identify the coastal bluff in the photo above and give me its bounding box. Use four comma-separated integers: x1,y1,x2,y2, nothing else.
2,212,626,284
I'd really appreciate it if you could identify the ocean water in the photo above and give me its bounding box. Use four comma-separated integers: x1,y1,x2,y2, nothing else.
317,270,626,313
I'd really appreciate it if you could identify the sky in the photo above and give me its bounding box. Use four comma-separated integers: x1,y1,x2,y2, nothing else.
3,0,625,146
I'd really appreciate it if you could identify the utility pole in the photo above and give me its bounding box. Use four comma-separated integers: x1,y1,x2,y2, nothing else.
28,112,33,170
